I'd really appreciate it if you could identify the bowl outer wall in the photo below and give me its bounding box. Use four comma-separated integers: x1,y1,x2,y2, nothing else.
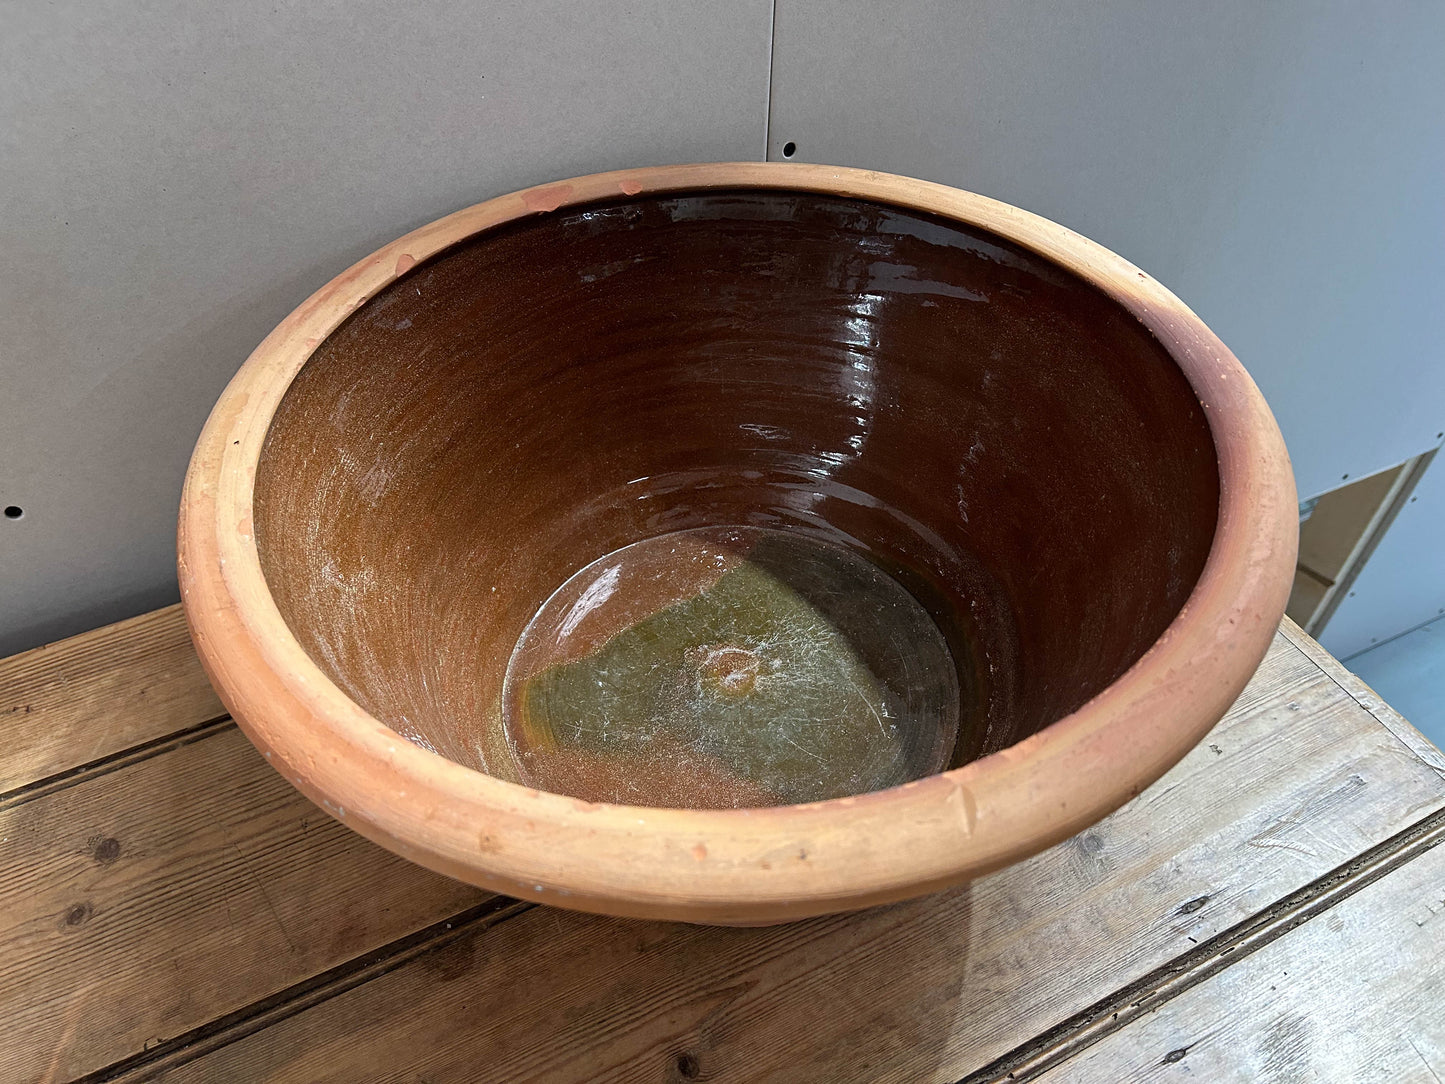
177,162,1298,924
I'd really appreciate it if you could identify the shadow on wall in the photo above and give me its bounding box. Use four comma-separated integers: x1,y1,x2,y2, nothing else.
0,584,182,661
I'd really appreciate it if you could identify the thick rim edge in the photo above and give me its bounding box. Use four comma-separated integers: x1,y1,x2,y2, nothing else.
178,162,1298,923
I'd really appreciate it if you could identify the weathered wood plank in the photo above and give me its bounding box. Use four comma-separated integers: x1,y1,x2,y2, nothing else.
152,631,1445,1083
1037,824,1445,1082
0,726,490,1083
0,604,224,794
1281,615,1445,776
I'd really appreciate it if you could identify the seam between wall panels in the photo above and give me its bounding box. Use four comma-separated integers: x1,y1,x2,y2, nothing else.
763,0,778,159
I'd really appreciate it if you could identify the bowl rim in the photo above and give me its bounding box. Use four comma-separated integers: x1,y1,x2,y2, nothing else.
178,161,1297,923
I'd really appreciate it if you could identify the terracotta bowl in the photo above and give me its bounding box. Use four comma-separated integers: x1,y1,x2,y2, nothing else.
179,163,1296,924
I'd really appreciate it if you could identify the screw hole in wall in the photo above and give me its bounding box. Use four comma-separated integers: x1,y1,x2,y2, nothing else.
3,506,23,520
781,141,797,158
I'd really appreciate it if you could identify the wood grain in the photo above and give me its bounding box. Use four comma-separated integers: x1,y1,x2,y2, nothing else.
150,631,1445,1083
0,604,224,794
0,725,490,1083
1037,824,1445,1082
1281,616,1445,777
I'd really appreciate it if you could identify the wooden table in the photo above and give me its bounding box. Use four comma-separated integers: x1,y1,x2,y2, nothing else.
3,607,1444,1082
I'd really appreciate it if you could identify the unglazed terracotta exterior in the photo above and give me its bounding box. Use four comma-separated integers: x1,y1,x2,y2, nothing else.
178,163,1297,924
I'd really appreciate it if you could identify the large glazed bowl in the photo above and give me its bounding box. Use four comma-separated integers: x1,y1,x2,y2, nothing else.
179,163,1296,924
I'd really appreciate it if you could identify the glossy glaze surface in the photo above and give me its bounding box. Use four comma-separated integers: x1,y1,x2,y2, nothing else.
252,189,1219,805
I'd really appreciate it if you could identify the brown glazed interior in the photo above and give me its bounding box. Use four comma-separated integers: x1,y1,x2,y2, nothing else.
253,189,1220,804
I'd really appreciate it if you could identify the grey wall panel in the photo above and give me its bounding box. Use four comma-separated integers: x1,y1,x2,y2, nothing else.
1321,450,1445,661
0,0,772,655
768,1,1445,501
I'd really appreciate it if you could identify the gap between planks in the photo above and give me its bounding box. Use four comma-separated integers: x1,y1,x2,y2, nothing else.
7,612,1437,1081
84,801,1445,1083
0,604,226,792
0,716,234,812
959,802,1445,1083
75,896,535,1084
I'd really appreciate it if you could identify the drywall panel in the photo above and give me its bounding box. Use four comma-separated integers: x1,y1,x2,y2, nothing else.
1322,449,1445,660
0,0,772,655
768,0,1445,501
